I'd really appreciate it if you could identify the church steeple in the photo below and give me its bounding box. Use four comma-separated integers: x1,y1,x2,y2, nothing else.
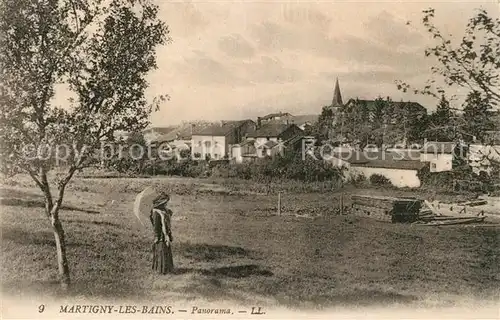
331,78,343,107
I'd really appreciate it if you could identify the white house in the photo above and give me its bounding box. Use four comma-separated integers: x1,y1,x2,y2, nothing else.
349,160,426,188
231,140,256,163
191,120,256,160
330,151,427,188
420,142,455,172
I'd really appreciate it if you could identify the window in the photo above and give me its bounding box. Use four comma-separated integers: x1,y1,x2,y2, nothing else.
431,163,437,170
197,141,202,147
204,141,211,148
214,154,219,159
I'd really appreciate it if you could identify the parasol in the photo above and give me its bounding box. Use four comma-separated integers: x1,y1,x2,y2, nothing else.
133,186,160,227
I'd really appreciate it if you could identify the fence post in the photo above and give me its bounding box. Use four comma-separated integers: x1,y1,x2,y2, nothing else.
341,192,344,215
278,192,282,216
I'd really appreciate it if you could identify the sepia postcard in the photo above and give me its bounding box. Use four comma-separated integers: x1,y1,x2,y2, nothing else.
1,0,499,319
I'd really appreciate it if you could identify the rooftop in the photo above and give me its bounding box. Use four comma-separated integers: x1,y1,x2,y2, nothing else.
250,123,295,138
194,120,254,136
352,159,427,170
143,126,177,135
345,99,427,114
261,112,292,121
152,121,217,143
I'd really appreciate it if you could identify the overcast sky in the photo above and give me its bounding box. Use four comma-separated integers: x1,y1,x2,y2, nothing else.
141,1,499,126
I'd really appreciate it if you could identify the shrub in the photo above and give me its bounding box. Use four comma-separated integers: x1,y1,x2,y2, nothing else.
113,150,346,185
369,174,392,186
417,163,489,194
350,173,367,187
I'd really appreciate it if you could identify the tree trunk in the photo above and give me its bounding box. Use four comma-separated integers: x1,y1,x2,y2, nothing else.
51,215,70,288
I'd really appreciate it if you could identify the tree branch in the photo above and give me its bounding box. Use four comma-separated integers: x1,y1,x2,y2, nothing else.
51,165,78,219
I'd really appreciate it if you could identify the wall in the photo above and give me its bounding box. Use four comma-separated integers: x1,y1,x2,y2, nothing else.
231,145,242,163
191,135,226,160
235,121,257,144
350,166,421,188
420,153,453,172
170,139,190,149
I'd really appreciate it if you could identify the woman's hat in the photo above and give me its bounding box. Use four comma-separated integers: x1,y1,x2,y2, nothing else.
153,192,170,207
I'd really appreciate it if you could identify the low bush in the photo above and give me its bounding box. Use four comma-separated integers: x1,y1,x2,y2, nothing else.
103,149,346,186
369,174,392,186
417,164,490,194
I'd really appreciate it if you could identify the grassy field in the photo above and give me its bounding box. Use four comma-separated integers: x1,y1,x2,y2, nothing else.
1,175,499,311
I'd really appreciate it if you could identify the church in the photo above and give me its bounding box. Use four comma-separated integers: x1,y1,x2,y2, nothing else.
324,78,427,147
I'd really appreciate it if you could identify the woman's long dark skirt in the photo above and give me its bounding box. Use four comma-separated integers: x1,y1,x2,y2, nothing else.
152,241,174,274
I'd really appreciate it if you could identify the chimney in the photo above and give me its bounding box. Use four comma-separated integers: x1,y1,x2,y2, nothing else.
257,117,262,128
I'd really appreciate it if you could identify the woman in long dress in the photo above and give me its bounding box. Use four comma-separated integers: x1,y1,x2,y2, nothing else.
149,193,174,274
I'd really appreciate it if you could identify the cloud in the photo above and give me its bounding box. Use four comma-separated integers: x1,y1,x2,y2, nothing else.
280,3,332,30
250,20,332,55
146,2,489,126
240,55,304,84
248,16,429,75
363,10,424,49
330,35,430,72
320,70,420,86
159,2,209,38
172,51,248,86
218,34,256,58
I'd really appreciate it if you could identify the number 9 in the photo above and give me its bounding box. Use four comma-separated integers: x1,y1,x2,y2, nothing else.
38,305,45,313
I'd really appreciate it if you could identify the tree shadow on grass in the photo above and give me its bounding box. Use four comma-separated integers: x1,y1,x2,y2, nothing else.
0,197,100,214
173,264,274,278
1,228,92,248
162,264,274,303
176,242,255,262
64,219,122,228
0,187,42,198
0,188,100,214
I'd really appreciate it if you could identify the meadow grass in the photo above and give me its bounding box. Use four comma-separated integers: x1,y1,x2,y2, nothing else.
1,175,499,309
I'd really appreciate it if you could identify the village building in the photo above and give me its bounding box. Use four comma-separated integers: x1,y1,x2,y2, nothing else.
256,113,318,131
350,160,426,188
231,123,307,163
142,126,176,144
249,123,303,157
419,141,456,172
191,120,256,160
250,123,303,145
259,112,293,124
329,150,427,188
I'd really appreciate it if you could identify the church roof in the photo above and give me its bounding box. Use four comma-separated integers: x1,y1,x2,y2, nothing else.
332,78,343,107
